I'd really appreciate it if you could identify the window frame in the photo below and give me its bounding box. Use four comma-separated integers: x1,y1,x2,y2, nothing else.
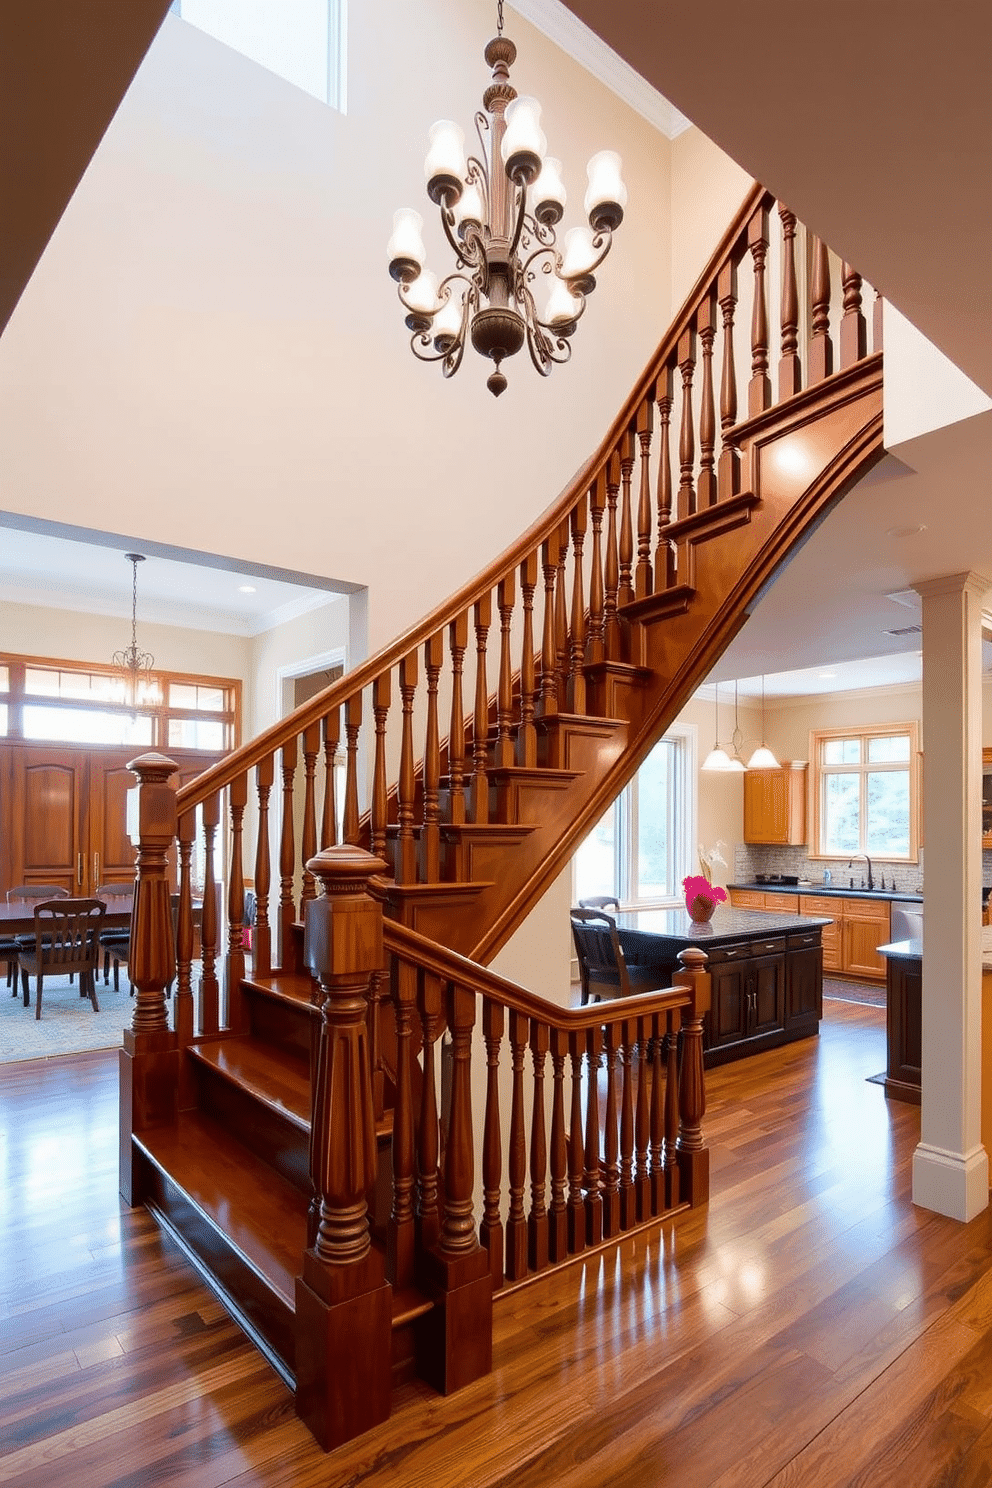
573,723,697,909
810,721,920,863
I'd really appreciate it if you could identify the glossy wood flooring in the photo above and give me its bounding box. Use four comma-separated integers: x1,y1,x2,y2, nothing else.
4,1003,992,1486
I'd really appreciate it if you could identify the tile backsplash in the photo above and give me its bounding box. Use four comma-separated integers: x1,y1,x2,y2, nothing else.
731,843,929,895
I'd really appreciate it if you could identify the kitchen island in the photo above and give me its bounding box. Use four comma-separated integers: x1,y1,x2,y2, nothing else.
615,905,832,1067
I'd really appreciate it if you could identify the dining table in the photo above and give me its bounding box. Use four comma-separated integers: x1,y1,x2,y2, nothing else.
0,895,136,937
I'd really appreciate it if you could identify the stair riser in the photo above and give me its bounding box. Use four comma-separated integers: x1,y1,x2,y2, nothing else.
246,985,315,1059
192,1059,312,1197
135,1146,297,1387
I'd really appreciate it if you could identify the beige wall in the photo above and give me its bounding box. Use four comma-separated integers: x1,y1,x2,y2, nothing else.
670,127,753,309
248,594,354,740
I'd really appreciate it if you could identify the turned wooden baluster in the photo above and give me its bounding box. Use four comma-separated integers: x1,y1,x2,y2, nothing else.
748,202,771,415
516,553,538,768
585,475,606,667
583,1026,604,1245
320,707,339,850
618,1020,636,1229
717,258,741,498
537,531,561,720
528,1022,550,1272
697,295,717,509
371,674,390,864
448,613,468,824
388,957,416,1288
480,998,504,1285
437,982,480,1258
545,1031,569,1264
654,367,675,589
778,206,801,398
663,1009,680,1209
252,756,273,978
300,721,320,909
675,946,710,1206
809,234,833,382
634,1021,651,1219
278,742,297,970
342,694,362,846
505,1008,528,1280
566,500,587,715
175,806,195,1046
601,1020,621,1238
471,594,491,825
603,453,622,658
617,431,635,606
396,655,418,884
495,574,515,770
567,1034,586,1253
297,846,392,1451
225,771,247,1027
416,970,442,1251
650,1014,668,1214
677,327,697,520
840,262,867,368
634,399,654,597
554,519,570,705
422,634,443,880
199,791,220,1034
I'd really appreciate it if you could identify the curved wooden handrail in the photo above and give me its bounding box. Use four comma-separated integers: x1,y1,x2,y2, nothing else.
384,917,695,1028
175,182,768,816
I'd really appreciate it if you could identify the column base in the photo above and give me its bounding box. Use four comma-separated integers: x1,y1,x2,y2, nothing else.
912,1140,989,1221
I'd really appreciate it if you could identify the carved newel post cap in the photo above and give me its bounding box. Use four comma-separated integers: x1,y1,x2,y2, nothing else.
126,751,179,782
306,845,390,891
304,846,390,982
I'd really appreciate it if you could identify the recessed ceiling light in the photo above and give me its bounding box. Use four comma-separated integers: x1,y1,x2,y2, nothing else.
885,524,927,539
238,584,257,594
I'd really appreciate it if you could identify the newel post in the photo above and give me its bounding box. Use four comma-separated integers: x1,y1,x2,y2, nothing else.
294,845,393,1452
119,752,180,1205
674,946,710,1207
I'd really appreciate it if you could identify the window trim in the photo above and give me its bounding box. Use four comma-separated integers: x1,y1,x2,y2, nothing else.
810,721,920,862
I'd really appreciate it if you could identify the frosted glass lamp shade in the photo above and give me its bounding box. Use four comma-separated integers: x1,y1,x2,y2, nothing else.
747,745,781,769
453,181,485,234
388,208,426,283
432,287,465,351
425,120,467,204
701,745,734,772
532,156,566,225
584,149,627,231
403,269,439,330
501,95,546,184
544,278,581,333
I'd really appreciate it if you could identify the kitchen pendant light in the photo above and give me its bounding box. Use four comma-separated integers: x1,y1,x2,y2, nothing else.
746,675,780,769
702,683,738,771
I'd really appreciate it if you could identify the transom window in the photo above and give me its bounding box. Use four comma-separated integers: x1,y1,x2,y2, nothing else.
812,723,919,861
171,0,348,111
0,656,240,752
574,728,695,906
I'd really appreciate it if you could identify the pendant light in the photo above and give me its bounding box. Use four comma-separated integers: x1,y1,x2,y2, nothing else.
702,683,737,771
746,675,780,769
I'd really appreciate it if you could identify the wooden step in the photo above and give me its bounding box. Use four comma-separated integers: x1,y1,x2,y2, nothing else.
536,711,628,772
135,1107,309,1383
242,970,317,1058
188,1036,312,1194
489,764,581,824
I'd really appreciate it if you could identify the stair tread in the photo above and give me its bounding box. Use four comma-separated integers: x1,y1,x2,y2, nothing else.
243,971,315,1007
138,1109,308,1307
190,1036,311,1129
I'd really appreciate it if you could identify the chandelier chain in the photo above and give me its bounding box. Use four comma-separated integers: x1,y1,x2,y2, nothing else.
496,0,504,36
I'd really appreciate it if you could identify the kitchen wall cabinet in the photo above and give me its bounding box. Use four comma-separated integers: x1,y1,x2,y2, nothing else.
743,764,807,845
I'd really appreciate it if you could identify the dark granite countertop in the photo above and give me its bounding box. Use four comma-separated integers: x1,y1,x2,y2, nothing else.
616,904,832,950
729,881,924,905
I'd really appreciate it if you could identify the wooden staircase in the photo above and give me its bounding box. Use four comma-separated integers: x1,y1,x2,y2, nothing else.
119,183,885,1452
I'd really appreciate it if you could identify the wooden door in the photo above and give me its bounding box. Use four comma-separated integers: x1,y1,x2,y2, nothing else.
750,952,785,1036
5,747,87,895
843,900,890,980
708,962,748,1047
87,751,138,888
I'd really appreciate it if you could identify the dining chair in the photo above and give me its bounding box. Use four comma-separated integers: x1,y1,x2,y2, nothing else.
6,884,70,991
578,895,620,916
570,907,669,1005
95,883,134,990
17,897,105,1019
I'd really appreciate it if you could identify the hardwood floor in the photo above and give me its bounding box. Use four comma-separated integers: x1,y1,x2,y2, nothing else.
3,1003,992,1485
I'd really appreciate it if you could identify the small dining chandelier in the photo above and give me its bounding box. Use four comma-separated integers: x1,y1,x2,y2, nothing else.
113,553,155,712
386,1,627,396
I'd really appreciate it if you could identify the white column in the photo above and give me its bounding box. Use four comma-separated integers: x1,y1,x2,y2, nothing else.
912,571,991,1220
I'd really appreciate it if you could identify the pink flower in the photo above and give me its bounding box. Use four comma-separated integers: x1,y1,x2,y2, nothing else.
682,875,727,904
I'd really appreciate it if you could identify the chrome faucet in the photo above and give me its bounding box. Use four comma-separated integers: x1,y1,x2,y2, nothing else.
848,854,874,890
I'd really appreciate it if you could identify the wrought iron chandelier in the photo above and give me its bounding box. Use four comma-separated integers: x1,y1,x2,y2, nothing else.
387,1,627,396
113,553,155,711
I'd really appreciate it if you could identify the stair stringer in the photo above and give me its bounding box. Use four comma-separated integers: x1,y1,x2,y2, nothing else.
465,356,885,965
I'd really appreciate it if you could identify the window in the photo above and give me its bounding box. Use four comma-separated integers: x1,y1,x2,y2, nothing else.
171,0,347,111
574,727,695,906
812,723,920,861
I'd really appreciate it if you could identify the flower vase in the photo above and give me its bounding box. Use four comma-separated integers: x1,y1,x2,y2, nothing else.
687,894,717,923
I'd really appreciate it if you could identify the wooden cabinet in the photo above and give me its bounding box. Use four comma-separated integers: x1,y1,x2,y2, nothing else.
799,892,889,981
704,931,823,1065
728,888,799,912
785,931,823,1029
883,950,922,1103
743,764,807,845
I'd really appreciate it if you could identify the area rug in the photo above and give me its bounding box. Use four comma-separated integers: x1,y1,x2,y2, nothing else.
0,972,134,1063
823,975,886,1008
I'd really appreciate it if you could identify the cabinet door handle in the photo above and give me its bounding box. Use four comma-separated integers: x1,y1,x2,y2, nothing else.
93,853,100,887
77,852,83,887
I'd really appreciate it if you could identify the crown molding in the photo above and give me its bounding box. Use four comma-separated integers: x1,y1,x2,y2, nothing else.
508,0,691,139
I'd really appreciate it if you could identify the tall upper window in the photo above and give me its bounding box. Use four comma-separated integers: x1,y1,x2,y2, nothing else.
574,727,695,906
812,723,920,861
172,0,347,111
